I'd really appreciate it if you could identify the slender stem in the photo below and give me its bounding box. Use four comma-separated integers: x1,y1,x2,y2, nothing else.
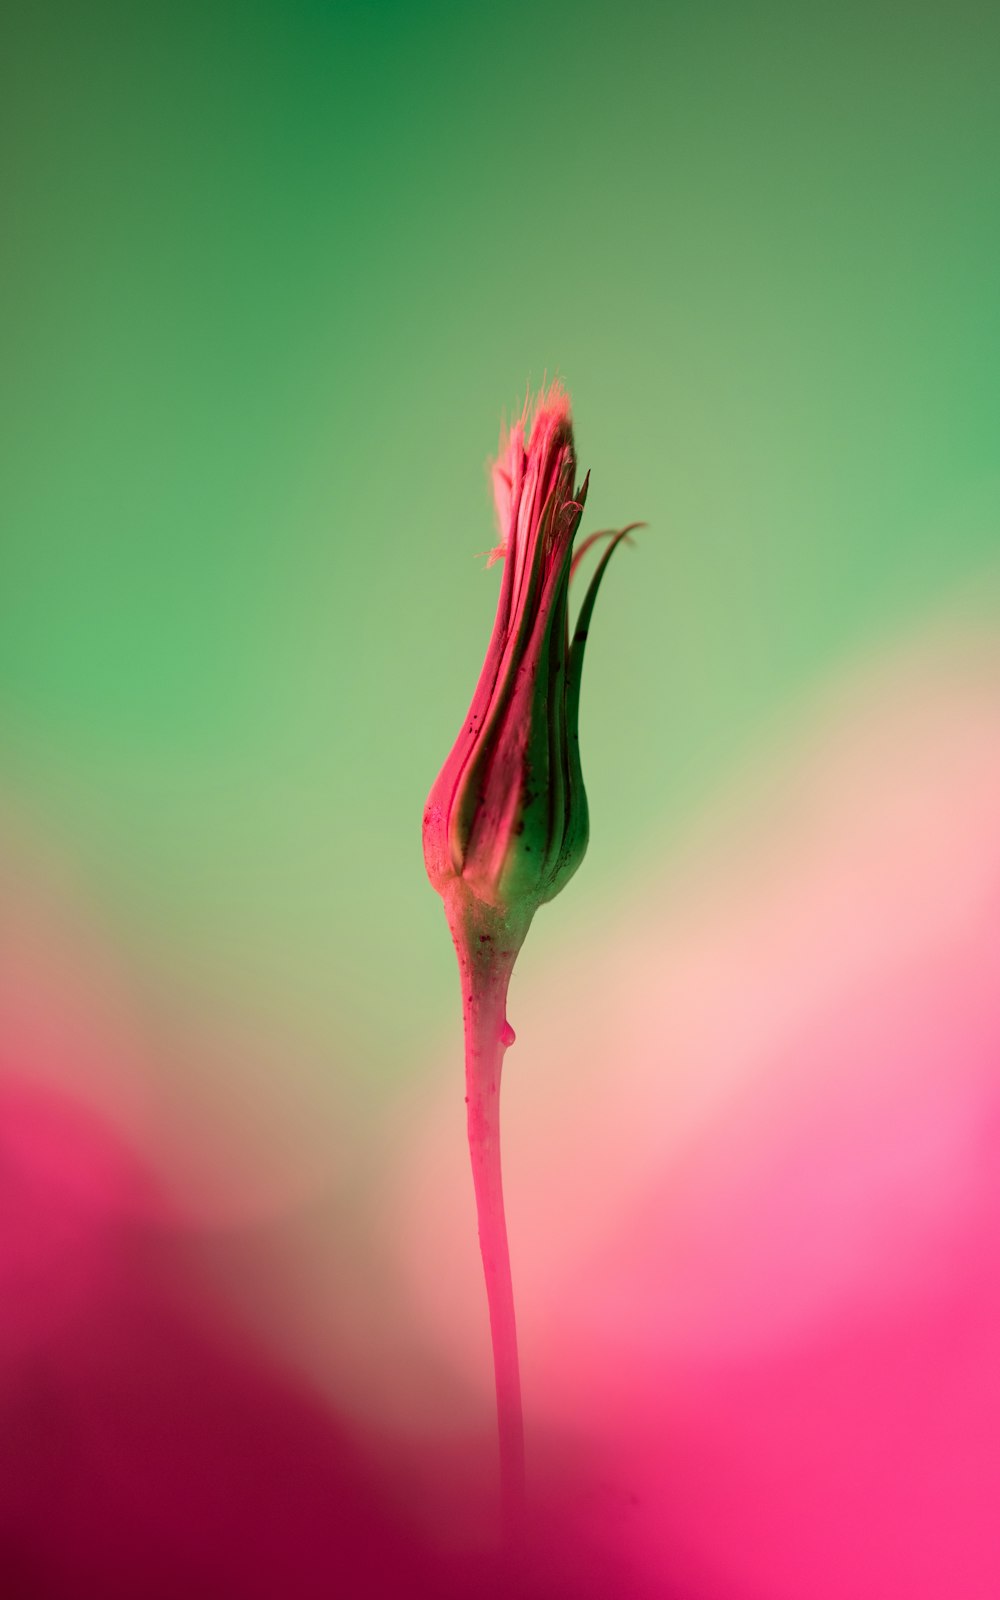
444,886,530,1541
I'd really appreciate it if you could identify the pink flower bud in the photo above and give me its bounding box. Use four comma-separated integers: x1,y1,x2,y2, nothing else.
424,385,631,920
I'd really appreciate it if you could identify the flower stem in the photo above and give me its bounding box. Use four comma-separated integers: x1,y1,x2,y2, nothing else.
444,886,531,1542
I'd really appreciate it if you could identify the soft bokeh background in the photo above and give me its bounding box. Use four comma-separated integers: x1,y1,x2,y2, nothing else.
2,1,999,1596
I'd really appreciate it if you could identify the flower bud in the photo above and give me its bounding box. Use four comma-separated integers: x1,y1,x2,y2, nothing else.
423,385,630,921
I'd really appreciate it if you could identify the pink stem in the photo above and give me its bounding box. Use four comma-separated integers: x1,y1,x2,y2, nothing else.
444,886,530,1540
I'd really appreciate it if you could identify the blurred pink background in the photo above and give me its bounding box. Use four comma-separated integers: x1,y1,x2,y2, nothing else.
3,614,999,1597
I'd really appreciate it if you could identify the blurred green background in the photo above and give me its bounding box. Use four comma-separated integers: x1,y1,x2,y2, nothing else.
3,0,998,1082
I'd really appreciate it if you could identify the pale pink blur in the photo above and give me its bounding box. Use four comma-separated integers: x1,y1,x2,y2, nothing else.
394,614,1000,1600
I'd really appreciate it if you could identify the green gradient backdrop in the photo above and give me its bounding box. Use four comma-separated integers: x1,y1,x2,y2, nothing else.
3,0,999,1077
